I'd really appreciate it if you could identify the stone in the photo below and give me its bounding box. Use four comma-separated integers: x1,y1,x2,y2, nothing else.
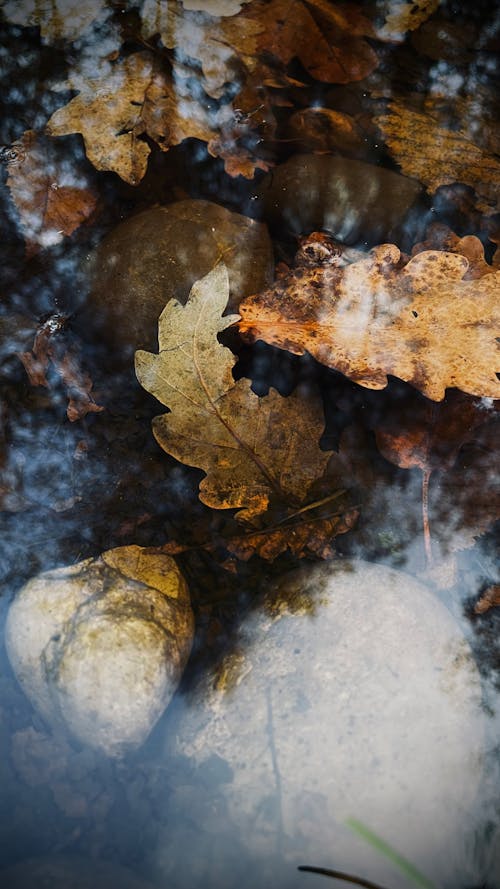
256,153,423,245
5,545,194,757
80,199,273,360
158,559,486,889
0,855,159,889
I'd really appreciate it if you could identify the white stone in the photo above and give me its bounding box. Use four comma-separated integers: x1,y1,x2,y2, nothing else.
161,559,486,889
5,546,194,757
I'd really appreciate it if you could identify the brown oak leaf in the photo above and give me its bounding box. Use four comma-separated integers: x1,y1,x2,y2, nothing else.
6,131,98,255
411,224,494,280
239,239,500,402
376,102,500,215
46,52,217,185
135,264,332,523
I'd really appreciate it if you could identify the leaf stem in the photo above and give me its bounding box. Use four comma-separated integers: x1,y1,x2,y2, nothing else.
421,468,433,567
275,490,347,526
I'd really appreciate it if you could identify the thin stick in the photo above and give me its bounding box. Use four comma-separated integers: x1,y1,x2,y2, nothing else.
298,865,390,889
421,468,433,567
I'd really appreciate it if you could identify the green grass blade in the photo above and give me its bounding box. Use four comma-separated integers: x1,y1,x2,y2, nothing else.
346,819,438,889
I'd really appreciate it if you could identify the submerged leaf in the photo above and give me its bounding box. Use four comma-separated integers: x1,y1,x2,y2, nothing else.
2,0,105,41
6,131,98,253
46,52,216,185
239,240,500,402
371,0,440,42
135,265,332,522
377,102,500,215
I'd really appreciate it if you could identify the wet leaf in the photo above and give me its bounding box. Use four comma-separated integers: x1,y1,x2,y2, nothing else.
6,131,98,254
371,0,440,43
224,507,358,561
18,317,104,422
247,0,378,85
374,392,494,473
286,107,366,155
239,240,500,402
181,0,252,13
474,585,500,615
46,52,216,185
376,102,500,215
135,264,332,522
142,0,377,98
141,0,263,98
425,417,500,554
411,225,494,280
2,0,106,41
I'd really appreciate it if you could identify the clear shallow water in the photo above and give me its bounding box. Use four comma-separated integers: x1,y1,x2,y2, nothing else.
0,1,499,887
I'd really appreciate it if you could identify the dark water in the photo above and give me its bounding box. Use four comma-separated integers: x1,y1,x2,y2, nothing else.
0,1,499,887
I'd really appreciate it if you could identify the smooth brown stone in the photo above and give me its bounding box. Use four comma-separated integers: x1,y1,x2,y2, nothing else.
257,153,423,245
80,199,273,361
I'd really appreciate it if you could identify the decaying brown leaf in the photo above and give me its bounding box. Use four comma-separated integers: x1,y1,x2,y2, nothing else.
161,506,358,562
429,418,500,552
373,391,497,563
411,224,494,280
6,131,98,254
46,52,218,185
19,316,104,422
377,102,500,215
224,507,358,561
135,264,332,522
286,107,366,156
474,585,500,615
374,392,494,474
247,0,378,85
143,0,377,96
239,238,500,402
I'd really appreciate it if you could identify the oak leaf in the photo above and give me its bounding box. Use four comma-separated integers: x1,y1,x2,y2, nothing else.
224,507,358,561
135,264,332,522
238,240,500,402
6,131,98,254
411,225,494,280
376,102,500,215
142,0,378,97
46,52,216,185
246,0,378,85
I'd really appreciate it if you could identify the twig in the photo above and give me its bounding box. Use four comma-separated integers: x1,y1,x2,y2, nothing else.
298,865,391,889
421,468,433,567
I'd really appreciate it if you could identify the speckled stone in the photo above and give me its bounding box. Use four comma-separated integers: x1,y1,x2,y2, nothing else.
5,546,194,757
159,559,485,889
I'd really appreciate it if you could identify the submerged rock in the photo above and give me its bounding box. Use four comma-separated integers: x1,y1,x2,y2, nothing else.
158,559,485,889
81,199,273,360
5,545,194,757
257,153,423,245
